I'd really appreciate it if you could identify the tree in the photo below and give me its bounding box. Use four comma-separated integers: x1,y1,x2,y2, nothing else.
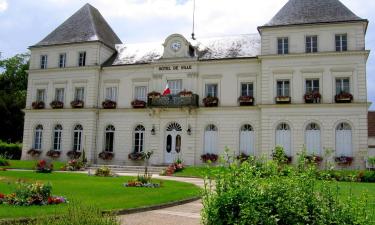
0,53,29,142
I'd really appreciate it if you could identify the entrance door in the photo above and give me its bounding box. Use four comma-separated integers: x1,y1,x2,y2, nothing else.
165,123,182,164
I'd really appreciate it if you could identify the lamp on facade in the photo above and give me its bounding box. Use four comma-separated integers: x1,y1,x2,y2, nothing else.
187,124,192,135
151,125,156,135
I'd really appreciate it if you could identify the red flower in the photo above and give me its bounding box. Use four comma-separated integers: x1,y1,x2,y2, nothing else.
0,193,4,199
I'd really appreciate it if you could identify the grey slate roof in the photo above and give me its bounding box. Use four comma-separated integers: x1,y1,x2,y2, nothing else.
106,34,260,66
262,0,366,28
32,3,122,49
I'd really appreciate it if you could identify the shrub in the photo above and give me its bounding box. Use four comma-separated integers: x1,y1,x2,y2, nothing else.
95,167,114,177
272,145,292,164
0,155,10,166
36,160,53,173
62,160,85,171
0,140,22,160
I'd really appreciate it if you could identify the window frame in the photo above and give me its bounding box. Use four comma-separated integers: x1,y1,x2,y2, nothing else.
167,80,183,95
134,125,145,153
305,79,320,94
277,37,289,55
53,124,63,151
59,53,66,68
335,34,348,52
335,78,350,94
105,86,117,101
34,125,43,150
305,35,318,53
205,83,218,97
276,80,290,97
240,82,254,97
55,88,65,102
36,89,46,102
73,125,83,152
104,125,115,152
78,51,86,67
134,86,148,102
40,55,48,69
74,87,85,101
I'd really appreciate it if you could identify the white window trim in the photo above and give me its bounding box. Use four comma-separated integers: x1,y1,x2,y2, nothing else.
103,83,119,102
305,35,318,53
277,37,289,54
59,53,66,68
273,74,293,100
305,78,320,94
134,86,148,102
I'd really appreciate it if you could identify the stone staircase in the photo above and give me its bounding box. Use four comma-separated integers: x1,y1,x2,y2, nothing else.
87,164,166,174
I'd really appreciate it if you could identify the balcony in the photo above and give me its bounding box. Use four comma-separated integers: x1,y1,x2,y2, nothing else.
147,94,199,108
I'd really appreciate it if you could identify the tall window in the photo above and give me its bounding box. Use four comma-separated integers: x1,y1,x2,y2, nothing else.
74,87,85,101
105,87,117,101
55,88,64,102
306,79,319,94
306,36,318,53
78,52,86,67
277,80,290,96
240,124,255,155
135,86,147,102
40,55,48,69
59,53,66,68
53,125,63,151
277,37,289,54
73,125,83,151
205,84,218,97
336,78,350,94
204,124,218,154
34,125,43,150
134,125,145,153
241,83,253,97
305,123,321,155
336,122,352,156
36,89,45,102
336,34,347,52
167,80,182,95
276,123,291,156
105,125,115,152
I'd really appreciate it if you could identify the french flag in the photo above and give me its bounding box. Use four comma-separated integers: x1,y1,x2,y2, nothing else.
162,83,171,96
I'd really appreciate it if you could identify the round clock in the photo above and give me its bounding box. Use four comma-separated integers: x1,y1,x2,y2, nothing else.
170,41,182,52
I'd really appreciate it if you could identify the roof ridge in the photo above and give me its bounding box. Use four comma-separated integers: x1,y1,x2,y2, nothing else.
86,4,98,40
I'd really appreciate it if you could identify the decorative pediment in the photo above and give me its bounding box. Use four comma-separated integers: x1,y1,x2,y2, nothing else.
162,34,196,59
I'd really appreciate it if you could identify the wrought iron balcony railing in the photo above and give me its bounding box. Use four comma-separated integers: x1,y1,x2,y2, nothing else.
147,94,199,108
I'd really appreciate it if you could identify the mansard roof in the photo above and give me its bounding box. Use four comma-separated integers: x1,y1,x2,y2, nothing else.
105,34,261,66
260,0,367,28
31,3,122,49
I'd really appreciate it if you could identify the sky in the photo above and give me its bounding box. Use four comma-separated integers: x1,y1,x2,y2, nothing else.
0,0,375,108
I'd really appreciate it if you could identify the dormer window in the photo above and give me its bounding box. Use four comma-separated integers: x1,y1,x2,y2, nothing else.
40,55,48,69
335,34,347,52
59,53,66,68
306,36,318,53
277,37,289,55
78,52,86,67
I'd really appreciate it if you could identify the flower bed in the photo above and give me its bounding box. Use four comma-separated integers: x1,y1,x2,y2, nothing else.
124,173,160,188
201,153,219,163
98,151,114,160
46,150,61,159
36,160,53,173
27,149,42,157
304,92,321,103
62,160,85,171
335,92,353,103
238,96,254,106
66,150,81,159
102,100,117,109
128,152,145,161
31,101,45,109
50,100,64,109
70,100,84,108
203,96,219,107
95,167,116,177
131,100,146,108
335,156,354,166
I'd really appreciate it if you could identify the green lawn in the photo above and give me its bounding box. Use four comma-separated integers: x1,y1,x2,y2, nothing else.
0,160,65,170
174,166,219,178
0,171,201,219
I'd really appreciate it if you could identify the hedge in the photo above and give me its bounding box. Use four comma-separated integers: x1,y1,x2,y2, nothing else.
0,141,22,160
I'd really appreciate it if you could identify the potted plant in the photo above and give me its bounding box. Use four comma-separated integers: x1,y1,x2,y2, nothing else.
178,90,193,97
27,149,42,157
98,151,114,160
70,100,84,108
66,150,82,159
304,91,321,103
201,153,219,163
275,96,291,104
335,156,353,166
147,91,161,99
50,100,64,109
238,96,254,106
31,101,45,109
335,92,353,103
131,100,146,108
128,152,145,161
102,100,117,109
203,96,219,107
305,155,323,164
46,150,61,159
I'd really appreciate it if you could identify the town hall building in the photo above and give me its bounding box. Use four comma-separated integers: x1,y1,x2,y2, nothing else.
22,0,370,168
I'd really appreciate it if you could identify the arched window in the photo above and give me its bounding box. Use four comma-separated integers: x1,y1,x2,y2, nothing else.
73,125,83,151
105,125,115,152
336,122,352,156
305,123,321,155
53,124,63,151
134,125,145,153
204,124,218,154
34,125,43,150
276,123,291,156
240,124,255,155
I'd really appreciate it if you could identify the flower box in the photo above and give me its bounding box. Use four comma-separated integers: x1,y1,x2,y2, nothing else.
50,101,64,109
102,100,117,109
27,149,42,157
238,96,254,106
98,151,114,160
335,92,353,103
128,152,145,161
70,100,84,108
335,156,353,166
178,90,193,97
131,100,146,109
31,101,45,109
201,153,219,163
305,155,323,164
46,150,61,159
275,96,291,104
66,150,82,159
203,96,219,107
304,92,321,103
147,91,161,99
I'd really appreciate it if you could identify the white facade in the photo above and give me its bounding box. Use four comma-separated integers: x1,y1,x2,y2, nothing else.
22,4,370,169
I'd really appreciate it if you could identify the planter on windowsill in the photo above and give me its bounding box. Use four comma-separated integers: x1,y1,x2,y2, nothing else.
66,150,82,159
27,149,42,157
31,101,45,109
305,155,323,164
236,153,251,162
335,92,353,103
147,91,161,99
178,90,193,97
203,96,219,107
128,152,145,161
272,153,292,164
50,101,64,109
131,100,146,109
304,92,321,104
201,153,219,163
275,96,291,104
102,100,117,109
98,151,114,160
70,100,84,108
335,156,353,166
238,96,254,106
46,150,61,159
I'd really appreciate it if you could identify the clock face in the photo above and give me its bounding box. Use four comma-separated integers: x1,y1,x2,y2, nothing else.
170,41,182,52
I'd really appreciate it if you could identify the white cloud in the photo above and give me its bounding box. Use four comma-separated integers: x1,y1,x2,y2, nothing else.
0,0,8,12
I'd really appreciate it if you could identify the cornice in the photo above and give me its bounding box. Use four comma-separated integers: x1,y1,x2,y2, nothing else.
28,66,101,74
258,50,370,60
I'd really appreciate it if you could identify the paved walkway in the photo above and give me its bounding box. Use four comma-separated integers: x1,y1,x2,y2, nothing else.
116,173,204,225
